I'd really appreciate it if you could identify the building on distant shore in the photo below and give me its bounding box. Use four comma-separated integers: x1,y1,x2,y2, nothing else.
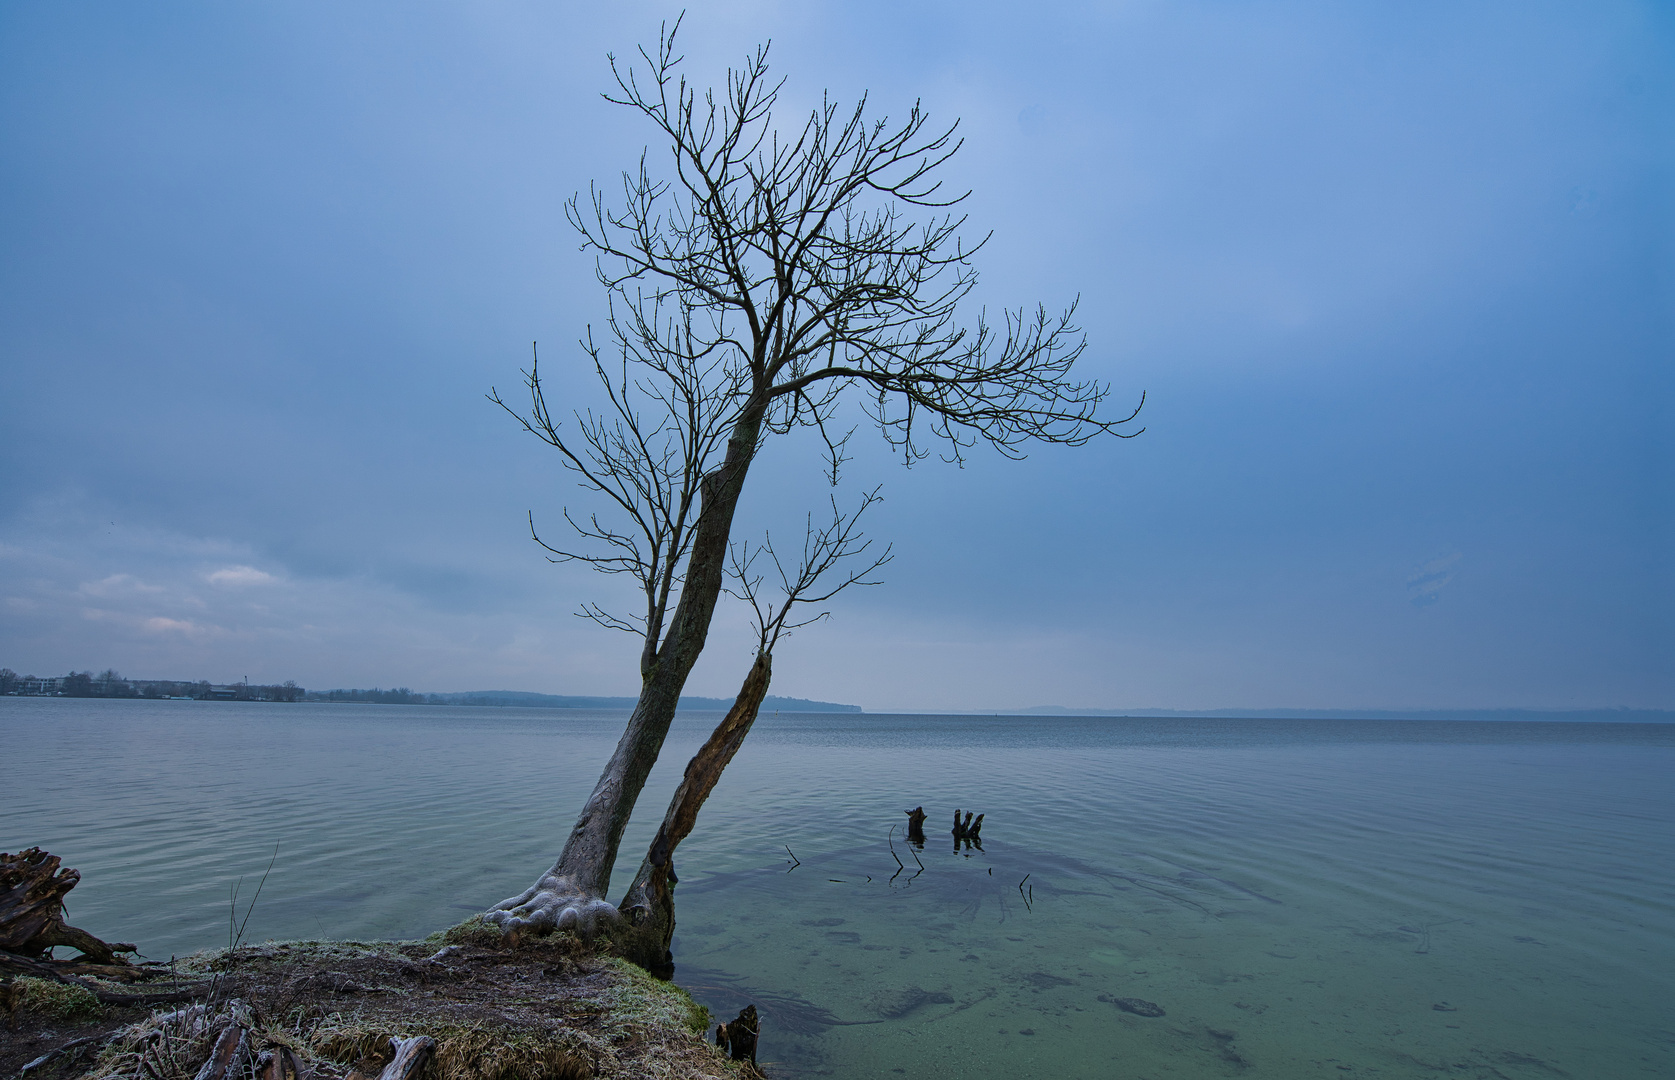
0,669,304,701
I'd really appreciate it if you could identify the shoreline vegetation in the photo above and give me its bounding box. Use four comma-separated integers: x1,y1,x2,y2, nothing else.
1,850,753,1080
2,929,749,1080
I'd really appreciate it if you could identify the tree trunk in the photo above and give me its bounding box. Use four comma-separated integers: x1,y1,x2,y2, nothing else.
485,407,764,941
614,651,773,972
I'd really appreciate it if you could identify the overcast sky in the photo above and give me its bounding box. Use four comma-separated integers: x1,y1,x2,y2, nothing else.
2,1,1668,712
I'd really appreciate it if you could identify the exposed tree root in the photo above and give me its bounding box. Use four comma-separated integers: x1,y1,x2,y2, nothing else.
2,849,137,967
483,874,623,944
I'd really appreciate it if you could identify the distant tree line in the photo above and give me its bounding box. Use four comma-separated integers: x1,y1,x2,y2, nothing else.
0,668,304,702
307,687,431,704
0,668,856,711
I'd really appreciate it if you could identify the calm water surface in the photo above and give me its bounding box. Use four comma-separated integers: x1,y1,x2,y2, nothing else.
4,698,1672,1079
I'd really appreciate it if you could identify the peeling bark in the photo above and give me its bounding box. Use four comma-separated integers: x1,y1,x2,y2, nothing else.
614,652,773,972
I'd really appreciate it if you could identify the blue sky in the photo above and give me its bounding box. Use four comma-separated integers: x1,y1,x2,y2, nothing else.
2,1,1669,712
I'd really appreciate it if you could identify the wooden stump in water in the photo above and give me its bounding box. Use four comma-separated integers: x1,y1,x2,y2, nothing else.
904,807,927,843
715,1005,759,1064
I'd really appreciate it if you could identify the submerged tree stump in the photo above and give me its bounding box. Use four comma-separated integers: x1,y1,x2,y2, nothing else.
714,1005,759,1064
904,807,927,843
952,811,984,845
0,848,134,964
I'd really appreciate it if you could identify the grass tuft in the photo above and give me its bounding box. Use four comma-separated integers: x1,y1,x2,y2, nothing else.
8,976,103,1021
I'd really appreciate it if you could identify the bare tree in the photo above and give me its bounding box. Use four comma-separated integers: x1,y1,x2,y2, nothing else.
485,19,1141,953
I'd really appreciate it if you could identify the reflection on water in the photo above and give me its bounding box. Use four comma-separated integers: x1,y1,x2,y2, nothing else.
4,698,1673,1078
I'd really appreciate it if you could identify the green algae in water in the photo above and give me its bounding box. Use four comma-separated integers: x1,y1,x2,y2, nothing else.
670,835,1657,1078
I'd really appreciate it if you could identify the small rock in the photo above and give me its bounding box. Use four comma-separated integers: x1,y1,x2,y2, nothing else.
872,986,954,1019
1111,997,1165,1018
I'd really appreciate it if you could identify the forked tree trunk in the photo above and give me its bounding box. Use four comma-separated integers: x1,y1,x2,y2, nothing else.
486,408,764,940
614,651,773,972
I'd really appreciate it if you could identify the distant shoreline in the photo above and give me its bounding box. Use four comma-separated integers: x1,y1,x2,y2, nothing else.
4,695,1669,724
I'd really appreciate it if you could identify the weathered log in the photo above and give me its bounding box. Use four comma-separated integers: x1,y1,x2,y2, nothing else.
0,950,146,981
0,947,201,1003
90,983,205,1006
0,848,135,964
17,1034,104,1077
257,1048,309,1080
377,1036,436,1080
192,1024,251,1080
904,807,927,843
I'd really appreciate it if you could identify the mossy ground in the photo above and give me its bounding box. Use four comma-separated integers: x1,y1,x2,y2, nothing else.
3,927,756,1080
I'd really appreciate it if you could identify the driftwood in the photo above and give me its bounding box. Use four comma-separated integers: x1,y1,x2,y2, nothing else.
0,946,204,1003
255,1046,311,1080
1,848,207,1006
904,807,927,843
375,1037,436,1080
17,1034,106,1077
193,1023,252,1080
714,1005,759,1064
952,811,984,845
1,848,135,964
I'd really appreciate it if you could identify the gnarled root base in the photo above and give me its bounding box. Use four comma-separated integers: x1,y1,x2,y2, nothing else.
487,653,775,971
482,874,621,944
2,848,137,966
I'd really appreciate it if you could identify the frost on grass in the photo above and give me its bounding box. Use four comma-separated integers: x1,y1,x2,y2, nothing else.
7,976,104,1021
60,936,735,1080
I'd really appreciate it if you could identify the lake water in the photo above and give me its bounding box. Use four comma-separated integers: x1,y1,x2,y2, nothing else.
4,698,1672,1079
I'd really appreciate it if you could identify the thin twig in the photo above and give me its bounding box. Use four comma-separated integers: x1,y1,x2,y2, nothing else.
233,843,279,951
